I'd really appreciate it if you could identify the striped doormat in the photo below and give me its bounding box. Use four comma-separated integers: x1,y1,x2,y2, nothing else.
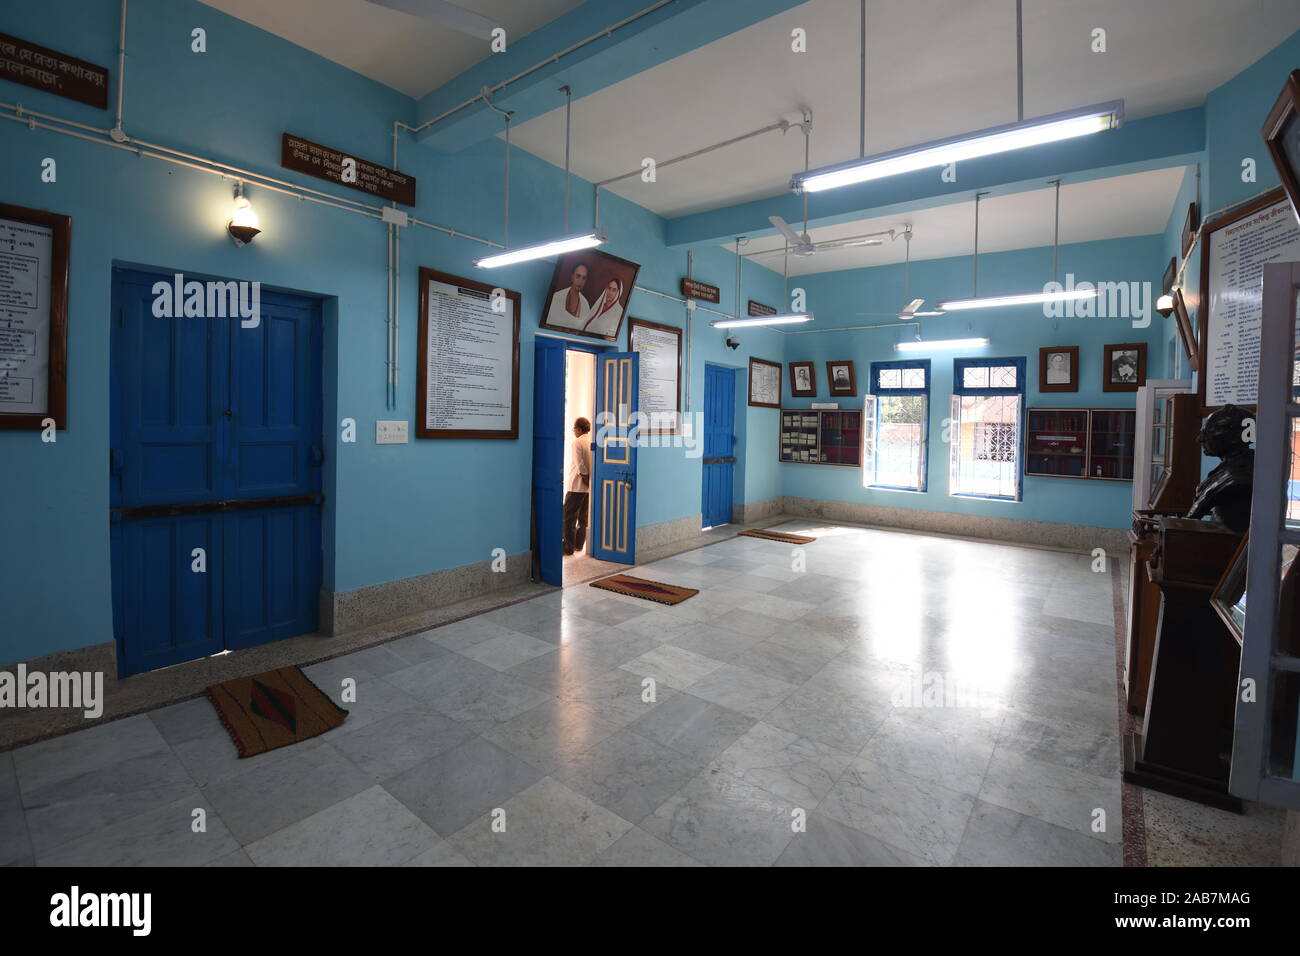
206,666,348,758
591,574,699,605
739,529,817,544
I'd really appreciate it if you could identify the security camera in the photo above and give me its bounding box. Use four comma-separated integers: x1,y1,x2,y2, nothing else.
725,333,741,350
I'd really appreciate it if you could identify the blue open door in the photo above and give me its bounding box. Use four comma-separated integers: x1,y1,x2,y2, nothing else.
590,351,638,564
532,337,567,585
702,364,736,527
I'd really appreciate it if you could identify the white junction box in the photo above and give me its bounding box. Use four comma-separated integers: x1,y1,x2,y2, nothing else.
376,420,409,444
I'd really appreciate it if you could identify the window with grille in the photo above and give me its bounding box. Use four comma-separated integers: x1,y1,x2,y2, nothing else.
863,360,929,492
950,357,1025,500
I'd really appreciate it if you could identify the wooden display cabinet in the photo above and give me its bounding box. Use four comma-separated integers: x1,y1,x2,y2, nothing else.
1024,407,1135,480
779,409,862,466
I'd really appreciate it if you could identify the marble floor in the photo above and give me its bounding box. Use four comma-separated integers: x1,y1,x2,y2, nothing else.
1,520,1127,867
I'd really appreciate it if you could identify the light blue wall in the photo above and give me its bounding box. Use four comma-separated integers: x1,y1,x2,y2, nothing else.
0,0,783,663
781,236,1167,529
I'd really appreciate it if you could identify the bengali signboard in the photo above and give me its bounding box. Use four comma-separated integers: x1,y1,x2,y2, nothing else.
0,33,109,109
680,278,720,304
748,300,777,316
281,133,417,206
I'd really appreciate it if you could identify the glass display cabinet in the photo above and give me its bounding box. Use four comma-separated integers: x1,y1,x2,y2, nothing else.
1132,379,1195,510
1024,408,1136,480
779,409,862,466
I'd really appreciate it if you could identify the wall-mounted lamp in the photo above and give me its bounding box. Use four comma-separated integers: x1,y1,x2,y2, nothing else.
1155,292,1175,318
227,182,261,247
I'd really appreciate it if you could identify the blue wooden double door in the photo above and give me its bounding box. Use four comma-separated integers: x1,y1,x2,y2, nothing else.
702,364,736,528
110,268,324,677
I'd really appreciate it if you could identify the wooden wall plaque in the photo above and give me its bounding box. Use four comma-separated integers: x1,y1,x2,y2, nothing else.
281,133,417,206
680,278,720,303
0,33,109,109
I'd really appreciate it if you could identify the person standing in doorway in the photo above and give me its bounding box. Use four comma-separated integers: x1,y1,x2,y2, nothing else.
564,417,592,555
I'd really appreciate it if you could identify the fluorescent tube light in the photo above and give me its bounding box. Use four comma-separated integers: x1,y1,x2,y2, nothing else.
935,289,1099,311
710,314,814,329
895,337,989,352
791,101,1122,194
474,230,606,268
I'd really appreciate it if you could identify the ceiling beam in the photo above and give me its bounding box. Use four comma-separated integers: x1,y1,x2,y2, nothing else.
412,0,806,153
663,107,1206,247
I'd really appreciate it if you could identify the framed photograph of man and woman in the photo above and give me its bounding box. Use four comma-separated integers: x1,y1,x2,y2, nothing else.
539,248,641,342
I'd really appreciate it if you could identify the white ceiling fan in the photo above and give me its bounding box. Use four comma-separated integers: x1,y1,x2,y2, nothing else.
766,215,892,257
857,227,945,318
365,0,501,40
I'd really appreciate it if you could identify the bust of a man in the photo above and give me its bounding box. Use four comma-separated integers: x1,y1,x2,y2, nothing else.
1185,404,1255,533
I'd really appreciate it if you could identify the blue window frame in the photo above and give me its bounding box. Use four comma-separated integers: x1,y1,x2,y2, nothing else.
865,359,930,492
949,356,1026,501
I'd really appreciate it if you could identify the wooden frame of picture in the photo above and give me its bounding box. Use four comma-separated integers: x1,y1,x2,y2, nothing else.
1211,534,1250,644
1195,185,1294,414
1101,342,1147,393
748,356,781,408
788,361,817,398
1038,345,1079,393
0,202,70,430
416,268,520,439
1262,69,1300,223
627,316,682,435
1170,287,1199,373
826,360,857,397
1181,202,1199,261
1161,256,1177,296
538,248,640,342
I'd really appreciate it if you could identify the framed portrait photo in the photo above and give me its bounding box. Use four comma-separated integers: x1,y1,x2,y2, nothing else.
1181,202,1199,261
0,202,70,430
1102,342,1146,393
1263,69,1300,224
789,361,816,397
1170,288,1199,373
826,360,856,397
1161,257,1177,296
748,357,781,408
538,248,640,342
1038,346,1079,393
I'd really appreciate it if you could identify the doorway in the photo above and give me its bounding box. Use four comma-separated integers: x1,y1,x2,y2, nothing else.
109,268,324,677
702,364,737,528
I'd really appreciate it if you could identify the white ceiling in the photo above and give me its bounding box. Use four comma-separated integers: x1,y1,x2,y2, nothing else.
198,0,585,98
741,166,1188,277
505,0,1300,218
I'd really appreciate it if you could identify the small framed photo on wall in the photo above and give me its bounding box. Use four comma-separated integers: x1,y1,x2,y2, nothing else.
1263,69,1300,223
789,361,816,397
1180,202,1199,261
826,360,856,396
1102,342,1147,392
1038,346,1079,393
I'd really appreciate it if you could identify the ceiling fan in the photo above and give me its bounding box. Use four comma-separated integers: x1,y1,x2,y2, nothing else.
766,215,892,257
365,0,502,40
857,228,945,318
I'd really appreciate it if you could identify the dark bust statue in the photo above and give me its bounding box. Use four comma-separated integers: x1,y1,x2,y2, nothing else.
1186,404,1255,533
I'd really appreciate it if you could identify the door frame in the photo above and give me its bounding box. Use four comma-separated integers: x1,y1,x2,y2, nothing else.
702,362,738,528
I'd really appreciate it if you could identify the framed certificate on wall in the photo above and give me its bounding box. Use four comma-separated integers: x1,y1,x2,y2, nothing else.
0,203,70,430
627,317,681,434
416,268,520,439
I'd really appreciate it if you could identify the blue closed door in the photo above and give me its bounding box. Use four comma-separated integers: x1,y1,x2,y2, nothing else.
110,269,323,676
532,337,567,586
590,351,638,563
702,364,736,527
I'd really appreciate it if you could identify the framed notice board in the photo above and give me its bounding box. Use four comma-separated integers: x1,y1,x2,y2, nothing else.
416,268,520,439
627,317,682,434
0,202,70,430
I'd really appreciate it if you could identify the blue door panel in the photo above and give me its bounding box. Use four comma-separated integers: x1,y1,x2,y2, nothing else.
532,338,567,586
591,352,638,564
111,269,323,677
702,365,735,527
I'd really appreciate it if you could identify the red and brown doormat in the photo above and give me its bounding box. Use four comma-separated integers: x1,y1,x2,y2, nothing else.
206,666,348,758
739,529,817,544
591,574,699,605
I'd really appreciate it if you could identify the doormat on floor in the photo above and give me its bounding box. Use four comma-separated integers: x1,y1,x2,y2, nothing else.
591,574,699,605
206,666,348,758
739,529,817,544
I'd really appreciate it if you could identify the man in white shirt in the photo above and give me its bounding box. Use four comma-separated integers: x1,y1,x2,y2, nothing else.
564,417,592,555
545,263,591,330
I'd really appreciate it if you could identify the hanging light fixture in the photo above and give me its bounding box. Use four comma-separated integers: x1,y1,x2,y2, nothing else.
934,180,1099,311
710,235,815,330
790,0,1121,195
475,85,606,268
227,182,261,247
1155,292,1176,317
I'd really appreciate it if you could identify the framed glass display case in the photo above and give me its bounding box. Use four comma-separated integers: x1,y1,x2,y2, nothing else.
779,409,862,466
1024,407,1135,480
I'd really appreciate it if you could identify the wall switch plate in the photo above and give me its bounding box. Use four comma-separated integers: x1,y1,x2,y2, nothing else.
376,420,409,444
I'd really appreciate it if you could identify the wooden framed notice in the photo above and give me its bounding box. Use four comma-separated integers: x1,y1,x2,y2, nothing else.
282,133,417,206
0,33,109,109
748,300,777,317
416,268,520,439
1196,187,1300,412
748,357,781,408
680,278,720,304
0,202,70,430
627,317,682,434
